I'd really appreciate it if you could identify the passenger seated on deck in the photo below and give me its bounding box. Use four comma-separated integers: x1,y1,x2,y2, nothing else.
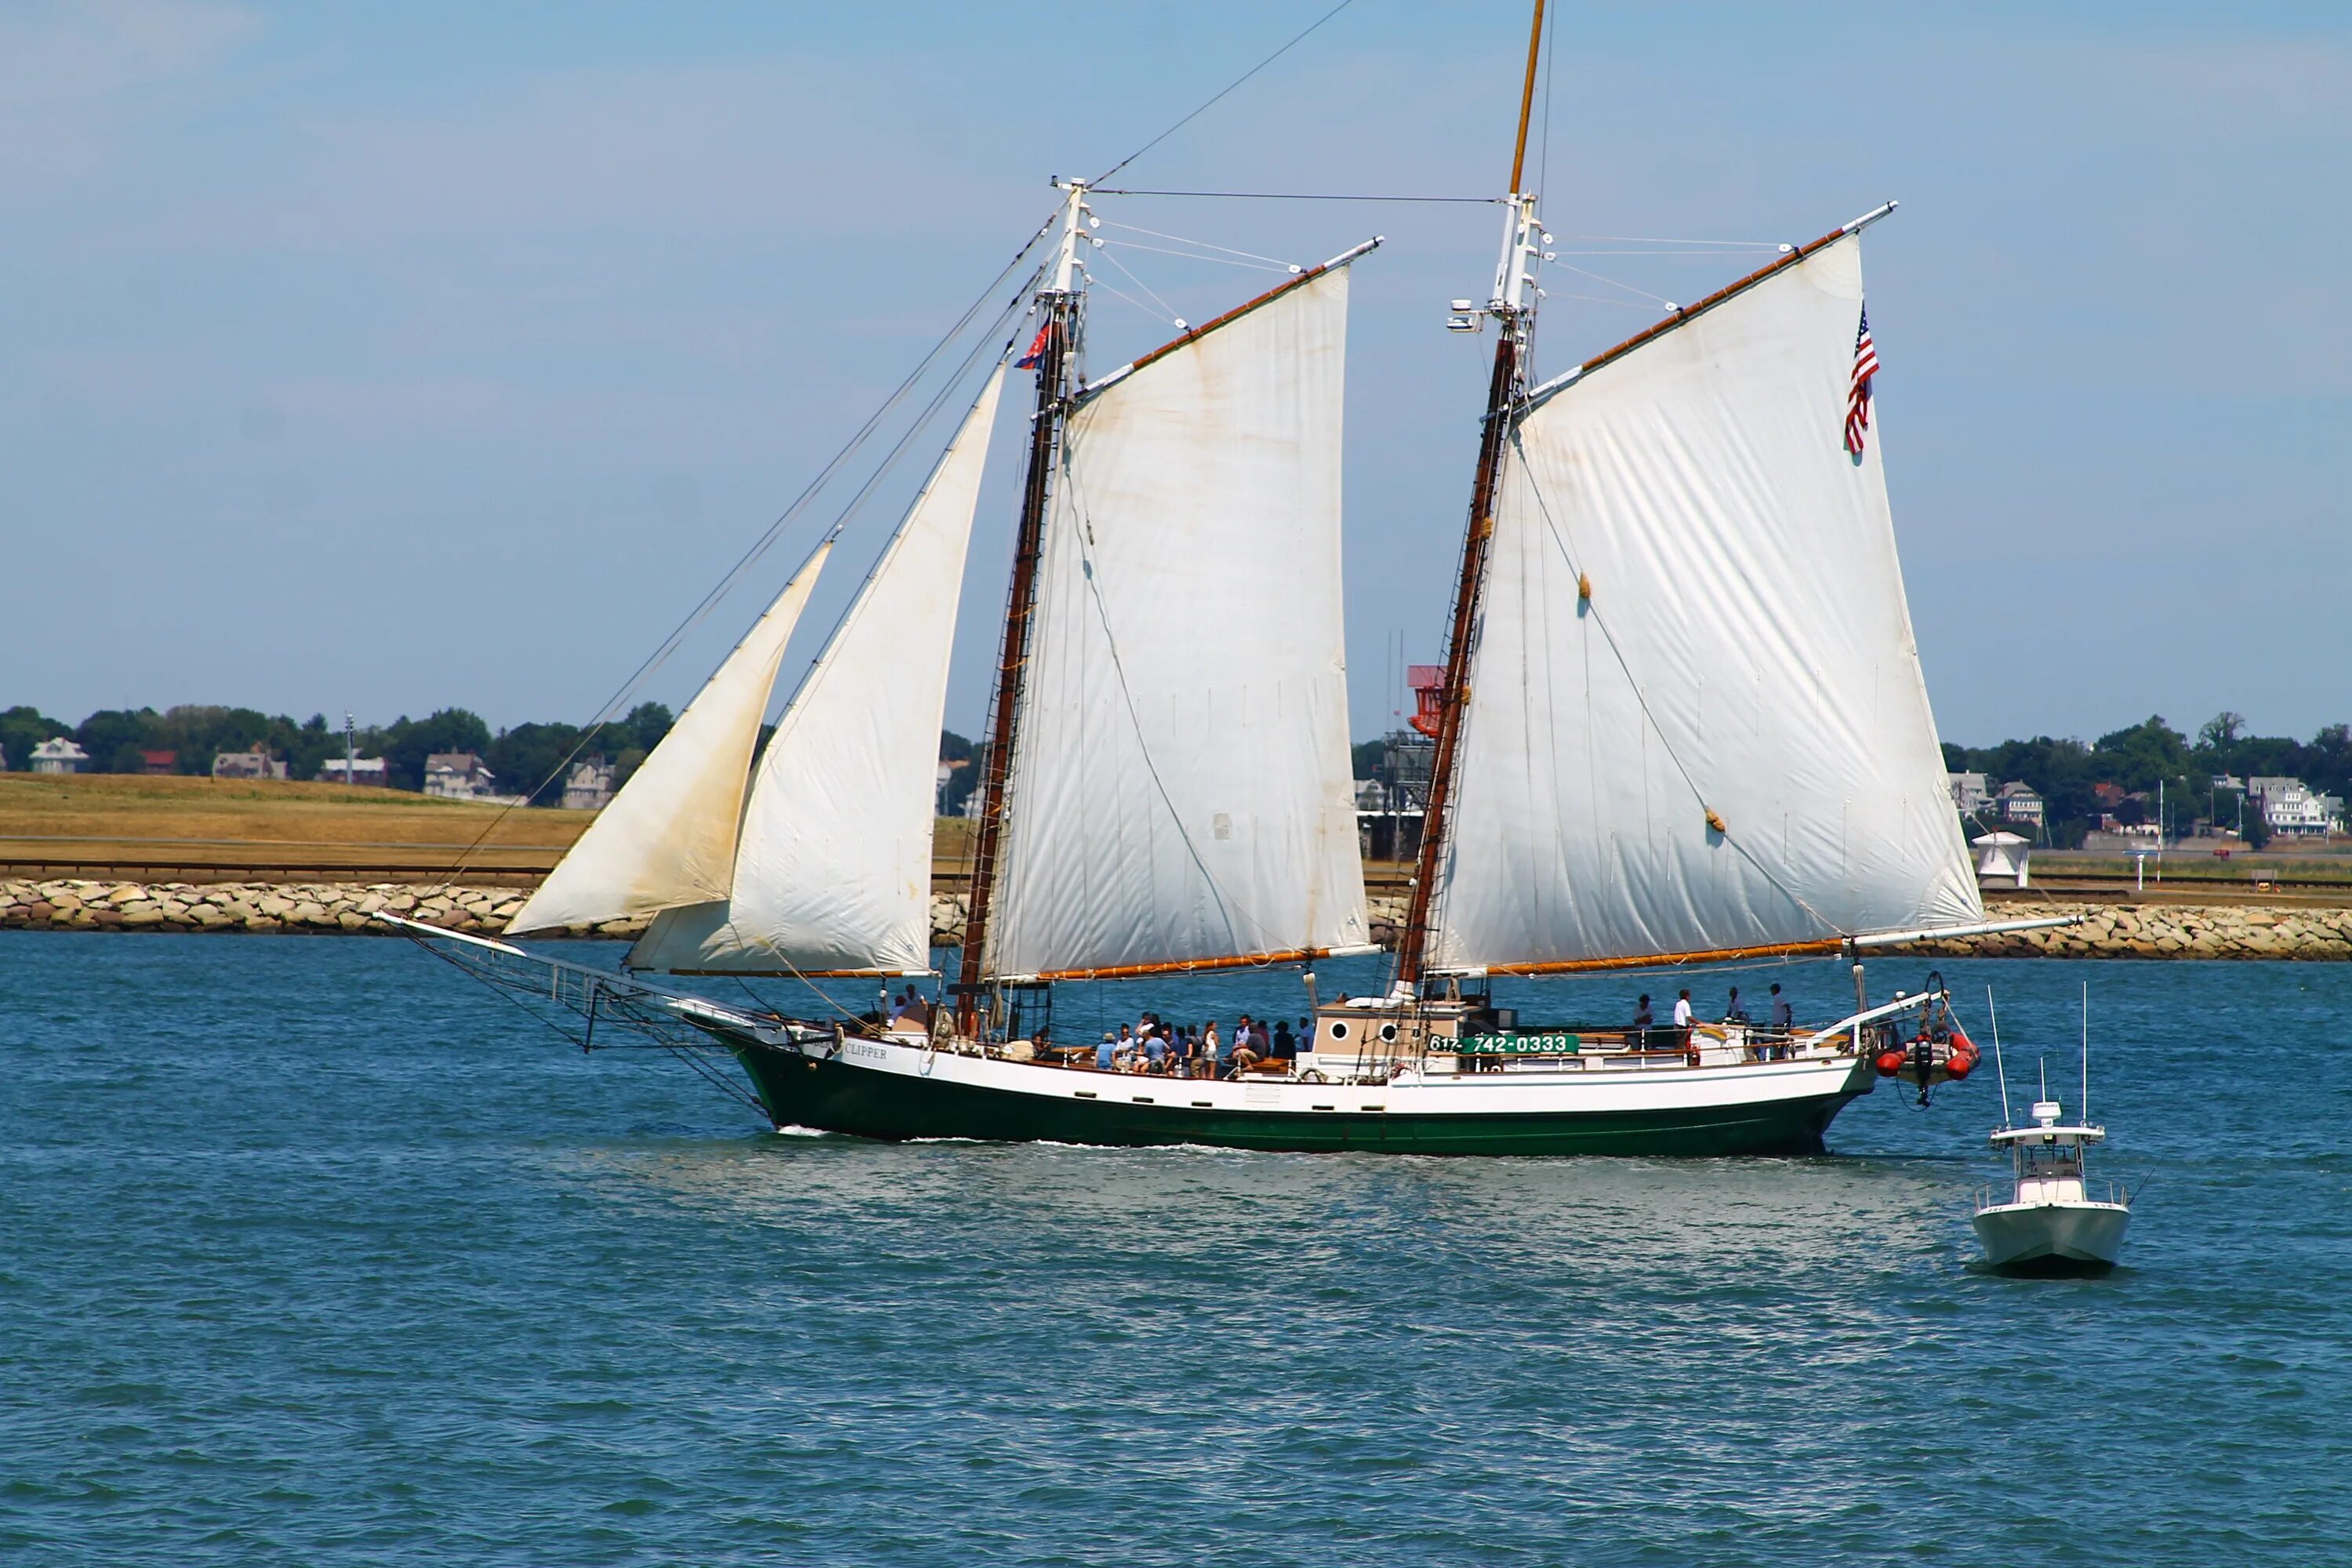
1145,1031,1167,1073
891,989,929,1033
1272,1020,1296,1062
1723,987,1749,1026
1097,1032,1116,1071
1232,1029,1265,1074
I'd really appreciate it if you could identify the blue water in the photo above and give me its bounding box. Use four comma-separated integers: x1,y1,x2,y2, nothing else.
4,932,2349,1565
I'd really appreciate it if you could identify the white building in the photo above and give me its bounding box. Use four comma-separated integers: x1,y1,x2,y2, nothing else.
1994,780,2045,828
1947,771,1990,815
2249,776,2341,838
423,752,497,800
319,756,388,785
1972,830,2031,889
212,748,289,781
561,758,615,811
30,737,88,774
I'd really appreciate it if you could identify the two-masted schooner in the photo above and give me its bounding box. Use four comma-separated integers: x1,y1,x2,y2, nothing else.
391,2,2068,1155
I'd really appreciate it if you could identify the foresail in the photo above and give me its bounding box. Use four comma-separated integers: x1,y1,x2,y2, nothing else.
1430,232,1980,974
506,543,831,936
984,264,1370,980
629,365,1007,975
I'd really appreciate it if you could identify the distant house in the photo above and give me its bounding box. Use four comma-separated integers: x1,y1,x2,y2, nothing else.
561,757,615,811
31,737,89,774
1947,771,1990,815
1993,780,2045,828
935,758,970,816
212,748,289,781
423,752,496,800
140,750,177,775
319,756,389,786
2248,776,2340,838
0,742,8,770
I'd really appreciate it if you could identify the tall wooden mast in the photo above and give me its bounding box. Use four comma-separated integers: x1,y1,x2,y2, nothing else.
1393,0,1548,989
956,181,1088,1036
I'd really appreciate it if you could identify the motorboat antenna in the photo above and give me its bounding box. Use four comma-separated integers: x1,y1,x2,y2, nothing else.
1986,985,2013,1126
2081,978,2091,1123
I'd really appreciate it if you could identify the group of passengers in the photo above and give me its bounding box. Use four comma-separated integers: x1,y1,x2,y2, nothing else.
1091,1011,1307,1079
1630,984,1799,1055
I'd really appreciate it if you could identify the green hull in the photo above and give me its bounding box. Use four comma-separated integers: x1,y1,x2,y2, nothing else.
735,1049,1862,1157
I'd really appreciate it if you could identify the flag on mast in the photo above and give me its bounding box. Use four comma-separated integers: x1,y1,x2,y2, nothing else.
1844,306,1879,456
1015,324,1051,370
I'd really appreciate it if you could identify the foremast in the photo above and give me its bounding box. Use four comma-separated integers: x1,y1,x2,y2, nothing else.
957,180,1090,1036
1393,0,1551,992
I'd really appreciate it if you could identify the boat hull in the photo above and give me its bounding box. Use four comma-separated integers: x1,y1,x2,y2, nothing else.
731,1038,1871,1157
1972,1202,2130,1275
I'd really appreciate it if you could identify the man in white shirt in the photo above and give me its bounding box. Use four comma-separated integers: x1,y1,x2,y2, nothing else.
1671,989,1694,1029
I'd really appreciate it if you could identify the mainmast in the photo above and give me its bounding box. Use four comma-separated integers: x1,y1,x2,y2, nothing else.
1393,0,1549,990
956,180,1089,1035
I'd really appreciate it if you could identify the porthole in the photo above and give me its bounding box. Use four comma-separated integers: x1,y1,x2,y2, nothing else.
1377,1022,1399,1044
1327,1021,1350,1041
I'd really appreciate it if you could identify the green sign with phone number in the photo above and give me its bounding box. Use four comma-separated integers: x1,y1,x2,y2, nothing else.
1456,1033,1581,1054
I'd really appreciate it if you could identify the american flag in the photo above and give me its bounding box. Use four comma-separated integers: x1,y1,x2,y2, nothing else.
1844,306,1878,456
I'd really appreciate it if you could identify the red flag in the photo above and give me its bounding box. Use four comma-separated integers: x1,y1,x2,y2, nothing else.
1014,325,1051,370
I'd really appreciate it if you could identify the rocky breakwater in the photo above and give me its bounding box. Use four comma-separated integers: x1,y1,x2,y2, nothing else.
0,878,653,939
1883,899,2352,961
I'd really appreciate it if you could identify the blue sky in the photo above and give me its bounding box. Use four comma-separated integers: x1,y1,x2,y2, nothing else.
4,1,2344,747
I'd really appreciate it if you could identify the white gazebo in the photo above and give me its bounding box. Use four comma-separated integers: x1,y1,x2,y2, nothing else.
1972,830,2031,889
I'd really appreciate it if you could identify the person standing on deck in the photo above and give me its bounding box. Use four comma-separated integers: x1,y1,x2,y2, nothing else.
1769,984,1794,1031
1634,994,1654,1049
1097,1032,1116,1071
1672,990,1694,1031
1723,987,1749,1025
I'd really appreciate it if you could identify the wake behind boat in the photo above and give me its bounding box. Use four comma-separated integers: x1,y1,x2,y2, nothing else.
387,1,2073,1155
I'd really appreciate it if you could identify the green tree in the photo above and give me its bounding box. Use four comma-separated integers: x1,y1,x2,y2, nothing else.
488,721,586,805
74,709,161,772
0,706,71,769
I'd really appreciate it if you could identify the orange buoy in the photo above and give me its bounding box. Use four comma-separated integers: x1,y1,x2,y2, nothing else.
1944,1052,1974,1080
1875,1050,1906,1076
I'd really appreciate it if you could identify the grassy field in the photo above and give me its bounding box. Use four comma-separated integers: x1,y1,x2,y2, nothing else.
0,773,585,880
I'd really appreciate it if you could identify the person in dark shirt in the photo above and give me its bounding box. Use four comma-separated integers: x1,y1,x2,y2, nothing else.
1271,1020,1296,1062
1634,993,1654,1050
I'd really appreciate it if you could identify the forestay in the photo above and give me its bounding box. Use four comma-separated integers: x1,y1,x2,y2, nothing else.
985,265,1370,979
1429,233,1980,972
506,543,832,935
631,366,1007,975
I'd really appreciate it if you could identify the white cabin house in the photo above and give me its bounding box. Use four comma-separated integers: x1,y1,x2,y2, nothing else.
423,752,497,800
30,737,90,774
2249,776,2342,838
319,756,388,785
1993,780,2045,829
561,758,616,811
1972,829,2031,889
1947,771,1990,816
212,748,289,780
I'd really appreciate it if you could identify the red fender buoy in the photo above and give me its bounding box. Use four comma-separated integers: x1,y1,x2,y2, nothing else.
1874,1050,1907,1076
1944,1051,1974,1081
1949,1027,1976,1056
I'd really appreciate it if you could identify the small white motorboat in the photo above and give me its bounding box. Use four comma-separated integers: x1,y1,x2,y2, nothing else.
1971,985,2131,1276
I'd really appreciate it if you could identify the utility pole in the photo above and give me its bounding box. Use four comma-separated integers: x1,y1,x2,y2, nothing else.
344,711,356,786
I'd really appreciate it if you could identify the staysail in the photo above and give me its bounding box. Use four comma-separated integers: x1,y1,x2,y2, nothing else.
629,365,1007,975
1428,230,1980,975
504,543,831,936
982,260,1373,981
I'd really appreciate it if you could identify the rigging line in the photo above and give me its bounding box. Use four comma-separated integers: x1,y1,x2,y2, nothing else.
1508,430,1840,938
1537,0,1556,198
1095,187,1500,203
1054,455,1264,960
1096,238,1290,272
1552,248,1780,256
1548,260,1675,308
764,279,1039,723
1091,0,1359,185
1556,233,1784,246
1090,273,1181,328
1095,218,1298,270
425,220,1061,892
1090,245,1182,325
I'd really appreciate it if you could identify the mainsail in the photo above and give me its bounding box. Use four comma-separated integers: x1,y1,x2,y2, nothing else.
982,261,1373,981
505,542,833,935
630,365,1007,975
1427,230,1980,975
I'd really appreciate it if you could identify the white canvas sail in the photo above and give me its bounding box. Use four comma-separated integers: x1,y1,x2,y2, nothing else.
983,263,1371,980
505,543,831,935
630,367,1007,975
1429,232,1980,973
